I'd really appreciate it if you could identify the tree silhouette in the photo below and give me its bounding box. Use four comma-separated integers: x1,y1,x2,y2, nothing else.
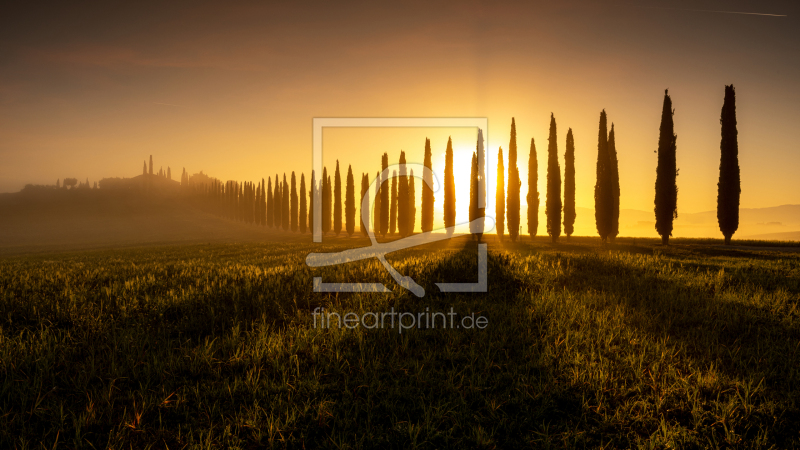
594,110,612,242
322,167,330,234
300,173,307,233
408,169,416,235
360,173,369,236
563,129,576,239
527,137,539,239
143,162,147,175
718,85,740,245
655,90,678,245
267,177,274,228
345,165,355,236
64,178,78,189
390,170,398,234
421,138,434,233
334,161,342,236
261,178,267,226
282,175,290,231
167,167,172,180
374,171,382,237
608,124,620,242
496,147,505,240
444,137,456,230
309,171,316,235
398,151,408,237
545,114,562,243
56,179,60,188
274,175,281,229
469,152,478,239
507,118,521,241
291,172,298,232
149,155,153,175
380,153,389,237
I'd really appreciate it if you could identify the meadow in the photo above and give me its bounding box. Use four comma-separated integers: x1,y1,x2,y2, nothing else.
1,234,800,449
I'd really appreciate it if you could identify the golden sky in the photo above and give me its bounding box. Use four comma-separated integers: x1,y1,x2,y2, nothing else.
1,0,798,225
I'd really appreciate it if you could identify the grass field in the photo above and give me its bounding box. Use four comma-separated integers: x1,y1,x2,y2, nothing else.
2,234,800,448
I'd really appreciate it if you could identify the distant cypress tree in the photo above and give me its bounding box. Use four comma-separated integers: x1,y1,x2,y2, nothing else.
143,162,147,175
345,165,355,236
594,110,612,242
654,90,678,245
326,175,332,233
496,147,505,240
239,183,244,222
334,161,342,236
563,129,576,239
261,178,267,226
374,171,382,237
267,177,274,227
274,175,282,229
309,171,316,235
299,174,307,233
282,175,290,231
291,172,298,232
408,169,416,235
469,153,479,240
149,155,153,175
57,179,61,188
421,138,434,232
507,118,521,242
390,170,398,234
167,167,172,180
380,153,389,237
360,173,369,236
608,124,620,242
718,85,740,245
322,167,330,234
527,137,539,238
545,114,562,243
443,137,456,230
398,152,408,237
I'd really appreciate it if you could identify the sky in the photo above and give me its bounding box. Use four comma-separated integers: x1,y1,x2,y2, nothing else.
1,0,799,232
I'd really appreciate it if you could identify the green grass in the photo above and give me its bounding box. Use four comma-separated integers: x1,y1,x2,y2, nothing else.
1,235,800,448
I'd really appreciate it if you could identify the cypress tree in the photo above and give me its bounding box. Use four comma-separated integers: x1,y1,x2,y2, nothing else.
398,152,408,237
267,177,273,227
390,170,398,234
408,169,416,235
261,178,267,226
594,110,612,242
507,118,521,241
654,90,678,245
717,85,740,245
334,161,342,236
326,174,332,233
309,171,316,235
291,172,298,232
374,171,382,237
443,137,456,230
274,175,282,229
282,175,290,231
564,129,576,239
545,113,562,243
608,124,620,242
143,162,147,175
469,153,480,240
421,138,434,232
380,153,389,237
361,173,369,236
527,137,539,238
300,174,307,233
149,155,153,175
322,167,330,234
167,167,172,180
345,165,355,236
496,147,505,240
476,128,486,240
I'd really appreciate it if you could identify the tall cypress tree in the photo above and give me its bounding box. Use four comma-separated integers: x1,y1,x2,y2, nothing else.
261,178,266,226
408,169,416,235
282,175,290,231
608,124,620,242
421,138,434,232
443,137,456,230
527,137,539,239
334,161,342,236
291,172,298,232
326,174,333,234
149,155,153,175
361,173,369,236
300,174,307,233
374,171,382,237
398,152,408,237
143,162,147,175
469,153,480,240
655,90,678,245
594,110,612,242
718,85,740,245
322,167,330,234
496,147,505,240
507,118,521,242
390,170,398,234
380,153,389,237
345,165,355,236
563,129,576,239
309,171,316,235
274,175,281,229
545,114,562,243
